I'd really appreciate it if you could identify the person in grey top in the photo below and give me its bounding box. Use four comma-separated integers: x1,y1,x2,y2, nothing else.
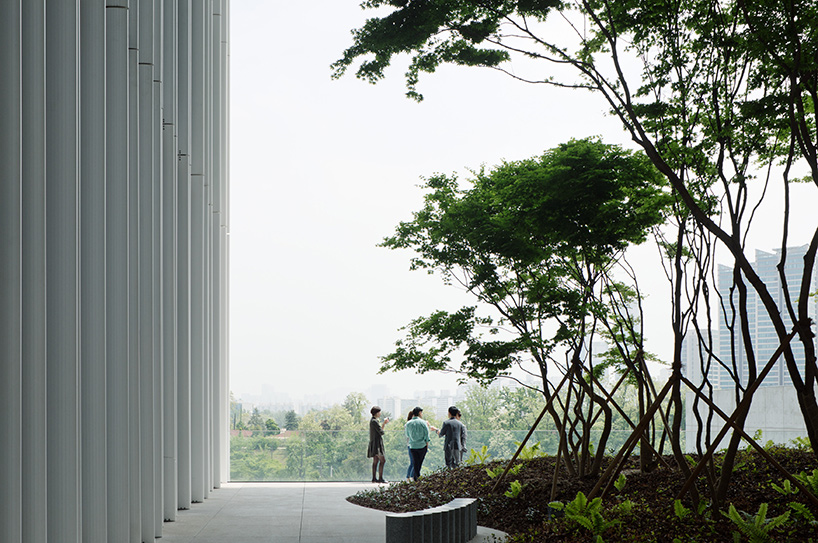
438,406,467,468
456,409,467,459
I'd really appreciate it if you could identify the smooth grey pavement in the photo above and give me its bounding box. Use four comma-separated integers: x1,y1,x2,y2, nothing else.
160,482,507,543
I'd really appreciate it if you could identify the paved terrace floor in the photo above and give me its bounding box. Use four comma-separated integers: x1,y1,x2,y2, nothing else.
161,482,507,543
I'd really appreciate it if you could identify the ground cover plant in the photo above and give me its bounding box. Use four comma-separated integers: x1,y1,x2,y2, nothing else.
348,447,818,542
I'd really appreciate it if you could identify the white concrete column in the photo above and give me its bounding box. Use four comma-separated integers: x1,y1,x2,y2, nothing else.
204,221,212,494
219,225,229,483
211,0,221,219
80,2,109,540
0,2,23,541
221,227,230,483
162,0,179,522
203,1,214,494
219,0,230,484
176,0,193,510
220,0,229,228
45,1,82,540
190,174,207,502
127,3,143,541
151,0,164,531
205,222,213,493
177,154,192,509
21,2,47,542
138,0,157,537
189,0,208,503
211,218,221,489
210,0,223,489
105,2,131,540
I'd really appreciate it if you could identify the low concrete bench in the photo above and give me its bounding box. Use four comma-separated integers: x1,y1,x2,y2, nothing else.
385,498,477,543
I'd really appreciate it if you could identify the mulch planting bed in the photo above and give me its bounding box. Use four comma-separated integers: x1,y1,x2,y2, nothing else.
348,448,818,542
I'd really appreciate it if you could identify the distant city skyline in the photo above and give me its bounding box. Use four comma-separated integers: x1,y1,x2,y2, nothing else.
232,381,467,412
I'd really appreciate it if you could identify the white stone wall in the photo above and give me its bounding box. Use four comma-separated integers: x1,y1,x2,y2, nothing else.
685,385,813,453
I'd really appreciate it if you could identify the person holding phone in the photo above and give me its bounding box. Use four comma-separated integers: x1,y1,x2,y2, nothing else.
367,406,389,483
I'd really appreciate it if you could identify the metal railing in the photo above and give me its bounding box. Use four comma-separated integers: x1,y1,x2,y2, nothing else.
229,429,687,482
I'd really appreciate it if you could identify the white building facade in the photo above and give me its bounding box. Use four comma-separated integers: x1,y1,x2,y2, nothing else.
1,1,230,542
714,246,818,388
685,246,818,451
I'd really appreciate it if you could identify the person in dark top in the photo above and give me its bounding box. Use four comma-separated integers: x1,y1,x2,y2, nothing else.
456,409,467,460
438,406,467,468
367,406,389,483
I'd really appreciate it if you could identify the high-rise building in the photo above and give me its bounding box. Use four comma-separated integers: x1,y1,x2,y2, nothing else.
684,247,817,451
377,397,402,420
714,246,818,388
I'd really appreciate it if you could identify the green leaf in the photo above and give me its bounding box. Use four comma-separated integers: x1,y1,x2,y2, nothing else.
673,499,691,520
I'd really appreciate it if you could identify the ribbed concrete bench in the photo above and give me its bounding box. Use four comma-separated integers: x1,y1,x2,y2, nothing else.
385,498,478,543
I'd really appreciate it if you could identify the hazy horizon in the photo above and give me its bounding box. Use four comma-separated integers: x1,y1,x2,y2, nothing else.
229,1,818,403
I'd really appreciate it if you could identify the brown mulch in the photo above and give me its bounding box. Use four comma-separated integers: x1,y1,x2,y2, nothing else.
347,447,818,542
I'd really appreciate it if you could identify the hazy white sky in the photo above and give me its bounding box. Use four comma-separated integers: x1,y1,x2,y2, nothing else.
228,1,818,405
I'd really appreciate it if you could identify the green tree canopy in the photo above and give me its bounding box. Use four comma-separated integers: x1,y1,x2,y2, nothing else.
248,407,264,431
342,392,370,426
284,410,300,431
265,418,280,435
459,384,504,431
380,139,668,476
334,0,818,459
301,405,356,434
380,139,668,385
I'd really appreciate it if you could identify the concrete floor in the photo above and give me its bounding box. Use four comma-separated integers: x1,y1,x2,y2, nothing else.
160,482,507,543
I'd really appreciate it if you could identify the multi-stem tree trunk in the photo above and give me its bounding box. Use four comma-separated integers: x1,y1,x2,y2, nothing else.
577,376,612,477
668,215,699,500
637,141,818,454
576,0,818,456
539,365,578,478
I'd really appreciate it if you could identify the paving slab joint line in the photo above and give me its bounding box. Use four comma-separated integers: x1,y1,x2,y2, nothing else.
190,488,240,538
299,482,307,541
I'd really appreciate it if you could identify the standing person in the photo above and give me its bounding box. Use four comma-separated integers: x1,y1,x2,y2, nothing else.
405,410,415,482
367,406,389,483
404,406,430,481
438,406,467,468
456,409,468,460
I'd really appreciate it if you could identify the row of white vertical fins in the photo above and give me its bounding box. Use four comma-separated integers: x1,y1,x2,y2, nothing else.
0,1,230,541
